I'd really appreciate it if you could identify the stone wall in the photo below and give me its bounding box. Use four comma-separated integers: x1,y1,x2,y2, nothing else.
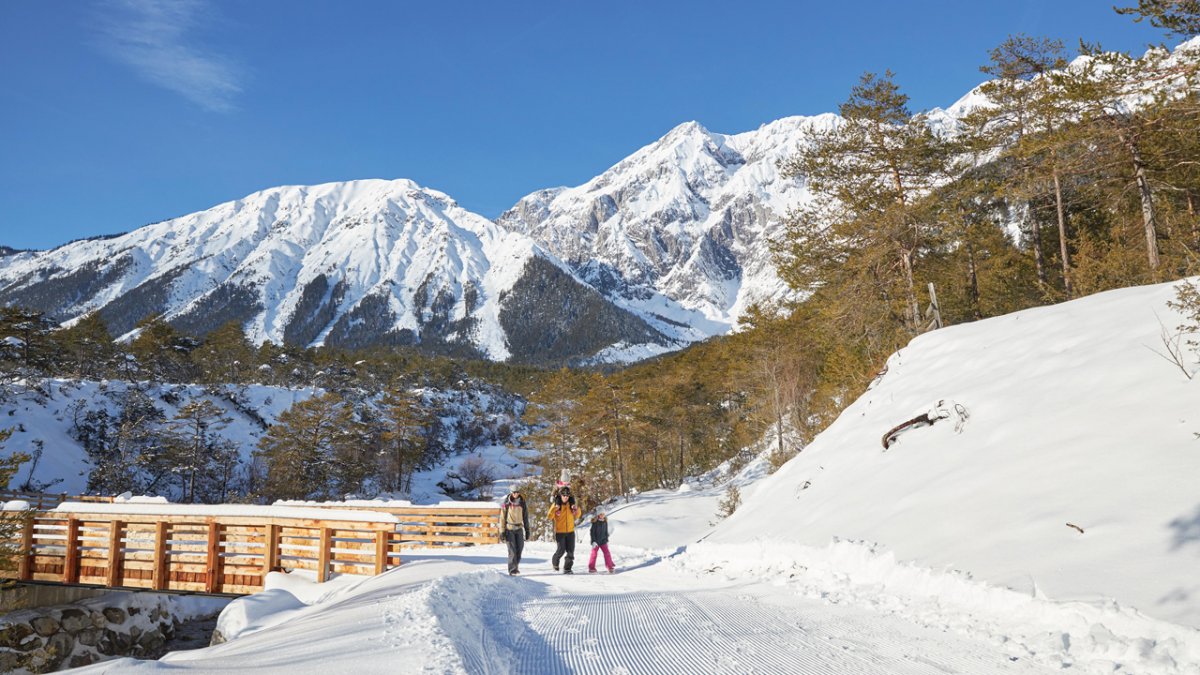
0,592,181,673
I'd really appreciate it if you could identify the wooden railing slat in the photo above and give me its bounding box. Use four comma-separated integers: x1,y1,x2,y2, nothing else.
106,520,124,587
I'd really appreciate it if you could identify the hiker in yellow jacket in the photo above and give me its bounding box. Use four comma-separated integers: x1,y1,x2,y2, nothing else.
548,488,581,574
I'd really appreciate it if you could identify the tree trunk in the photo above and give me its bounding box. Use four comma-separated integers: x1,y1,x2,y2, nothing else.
1120,132,1161,271
1051,167,1073,298
966,243,982,320
1022,167,1047,285
900,249,919,330
1188,191,1198,248
677,433,686,488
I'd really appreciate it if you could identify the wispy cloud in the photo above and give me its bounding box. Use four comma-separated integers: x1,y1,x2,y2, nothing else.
95,0,243,113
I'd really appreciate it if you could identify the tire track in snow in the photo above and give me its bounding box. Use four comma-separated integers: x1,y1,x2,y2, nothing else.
507,583,1059,675
516,589,917,674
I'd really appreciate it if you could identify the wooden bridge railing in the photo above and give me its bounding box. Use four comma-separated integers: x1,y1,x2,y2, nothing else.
280,503,502,547
0,491,115,511
4,509,402,595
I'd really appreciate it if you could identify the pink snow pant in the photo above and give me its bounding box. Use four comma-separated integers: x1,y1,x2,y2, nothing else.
588,544,614,571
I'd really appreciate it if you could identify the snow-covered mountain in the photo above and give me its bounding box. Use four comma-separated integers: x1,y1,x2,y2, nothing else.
498,114,840,333
0,179,668,363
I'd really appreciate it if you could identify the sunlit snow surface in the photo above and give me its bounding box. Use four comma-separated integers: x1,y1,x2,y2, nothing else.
64,280,1200,674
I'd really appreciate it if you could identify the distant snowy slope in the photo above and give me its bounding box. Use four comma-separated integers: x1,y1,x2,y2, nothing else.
709,279,1200,628
0,179,668,363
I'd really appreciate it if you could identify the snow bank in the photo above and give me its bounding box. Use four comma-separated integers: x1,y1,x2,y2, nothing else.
112,493,170,504
53,502,399,523
213,589,307,644
711,280,1200,629
274,498,414,508
2,499,31,511
677,539,1200,674
271,499,498,510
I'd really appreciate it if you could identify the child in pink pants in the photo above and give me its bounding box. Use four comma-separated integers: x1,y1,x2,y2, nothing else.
587,511,615,573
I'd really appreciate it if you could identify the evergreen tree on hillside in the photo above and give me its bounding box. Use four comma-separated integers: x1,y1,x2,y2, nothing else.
164,399,238,503
256,391,365,501
963,35,1070,290
57,312,117,379
377,386,430,494
522,368,586,474
130,315,199,383
0,307,59,377
193,320,256,384
777,70,964,357
0,428,30,587
1116,1,1200,38
86,388,168,495
1056,41,1200,276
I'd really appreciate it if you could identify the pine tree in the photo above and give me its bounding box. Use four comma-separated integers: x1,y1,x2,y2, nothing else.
130,315,199,383
0,428,30,587
85,388,167,495
963,35,1070,289
164,399,236,503
255,391,365,501
1116,1,1200,38
193,320,256,384
778,71,961,334
522,368,585,474
56,312,116,380
377,386,430,494
1057,41,1200,276
0,307,59,377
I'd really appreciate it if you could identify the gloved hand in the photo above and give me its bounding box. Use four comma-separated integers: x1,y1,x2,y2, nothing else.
524,528,531,539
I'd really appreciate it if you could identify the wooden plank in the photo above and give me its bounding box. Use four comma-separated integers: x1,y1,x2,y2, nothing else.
62,517,80,584
205,521,221,593
17,515,33,580
105,520,123,587
152,521,169,591
264,523,280,575
374,530,389,574
317,527,332,583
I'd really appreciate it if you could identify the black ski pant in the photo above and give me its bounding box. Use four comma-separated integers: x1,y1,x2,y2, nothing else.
505,529,525,574
552,532,575,571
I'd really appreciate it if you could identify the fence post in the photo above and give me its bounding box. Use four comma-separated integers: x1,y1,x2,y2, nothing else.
317,527,332,583
152,522,169,591
374,530,388,575
263,523,280,580
18,515,34,580
205,521,222,593
63,517,80,584
106,520,124,587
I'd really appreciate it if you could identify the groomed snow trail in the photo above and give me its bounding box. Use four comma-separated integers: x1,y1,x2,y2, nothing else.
475,549,1056,675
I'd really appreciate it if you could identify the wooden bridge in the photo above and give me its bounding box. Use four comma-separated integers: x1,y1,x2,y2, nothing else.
2,496,502,597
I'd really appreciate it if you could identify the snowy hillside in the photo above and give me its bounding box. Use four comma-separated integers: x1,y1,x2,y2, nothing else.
707,279,1200,630
0,179,669,363
0,378,529,503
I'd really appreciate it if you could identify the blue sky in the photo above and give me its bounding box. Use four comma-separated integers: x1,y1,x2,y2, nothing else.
0,1,1169,250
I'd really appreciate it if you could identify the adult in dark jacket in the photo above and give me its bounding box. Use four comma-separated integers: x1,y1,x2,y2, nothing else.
501,489,531,575
587,511,615,573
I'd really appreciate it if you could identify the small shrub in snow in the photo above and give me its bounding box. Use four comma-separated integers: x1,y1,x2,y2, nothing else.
446,456,497,499
768,446,798,473
716,485,741,520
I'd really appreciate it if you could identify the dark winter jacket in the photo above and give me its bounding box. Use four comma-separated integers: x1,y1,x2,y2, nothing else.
502,495,531,538
589,519,609,546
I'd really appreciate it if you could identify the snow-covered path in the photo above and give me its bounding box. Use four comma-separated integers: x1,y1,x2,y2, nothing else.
468,549,1054,675
79,543,1064,674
